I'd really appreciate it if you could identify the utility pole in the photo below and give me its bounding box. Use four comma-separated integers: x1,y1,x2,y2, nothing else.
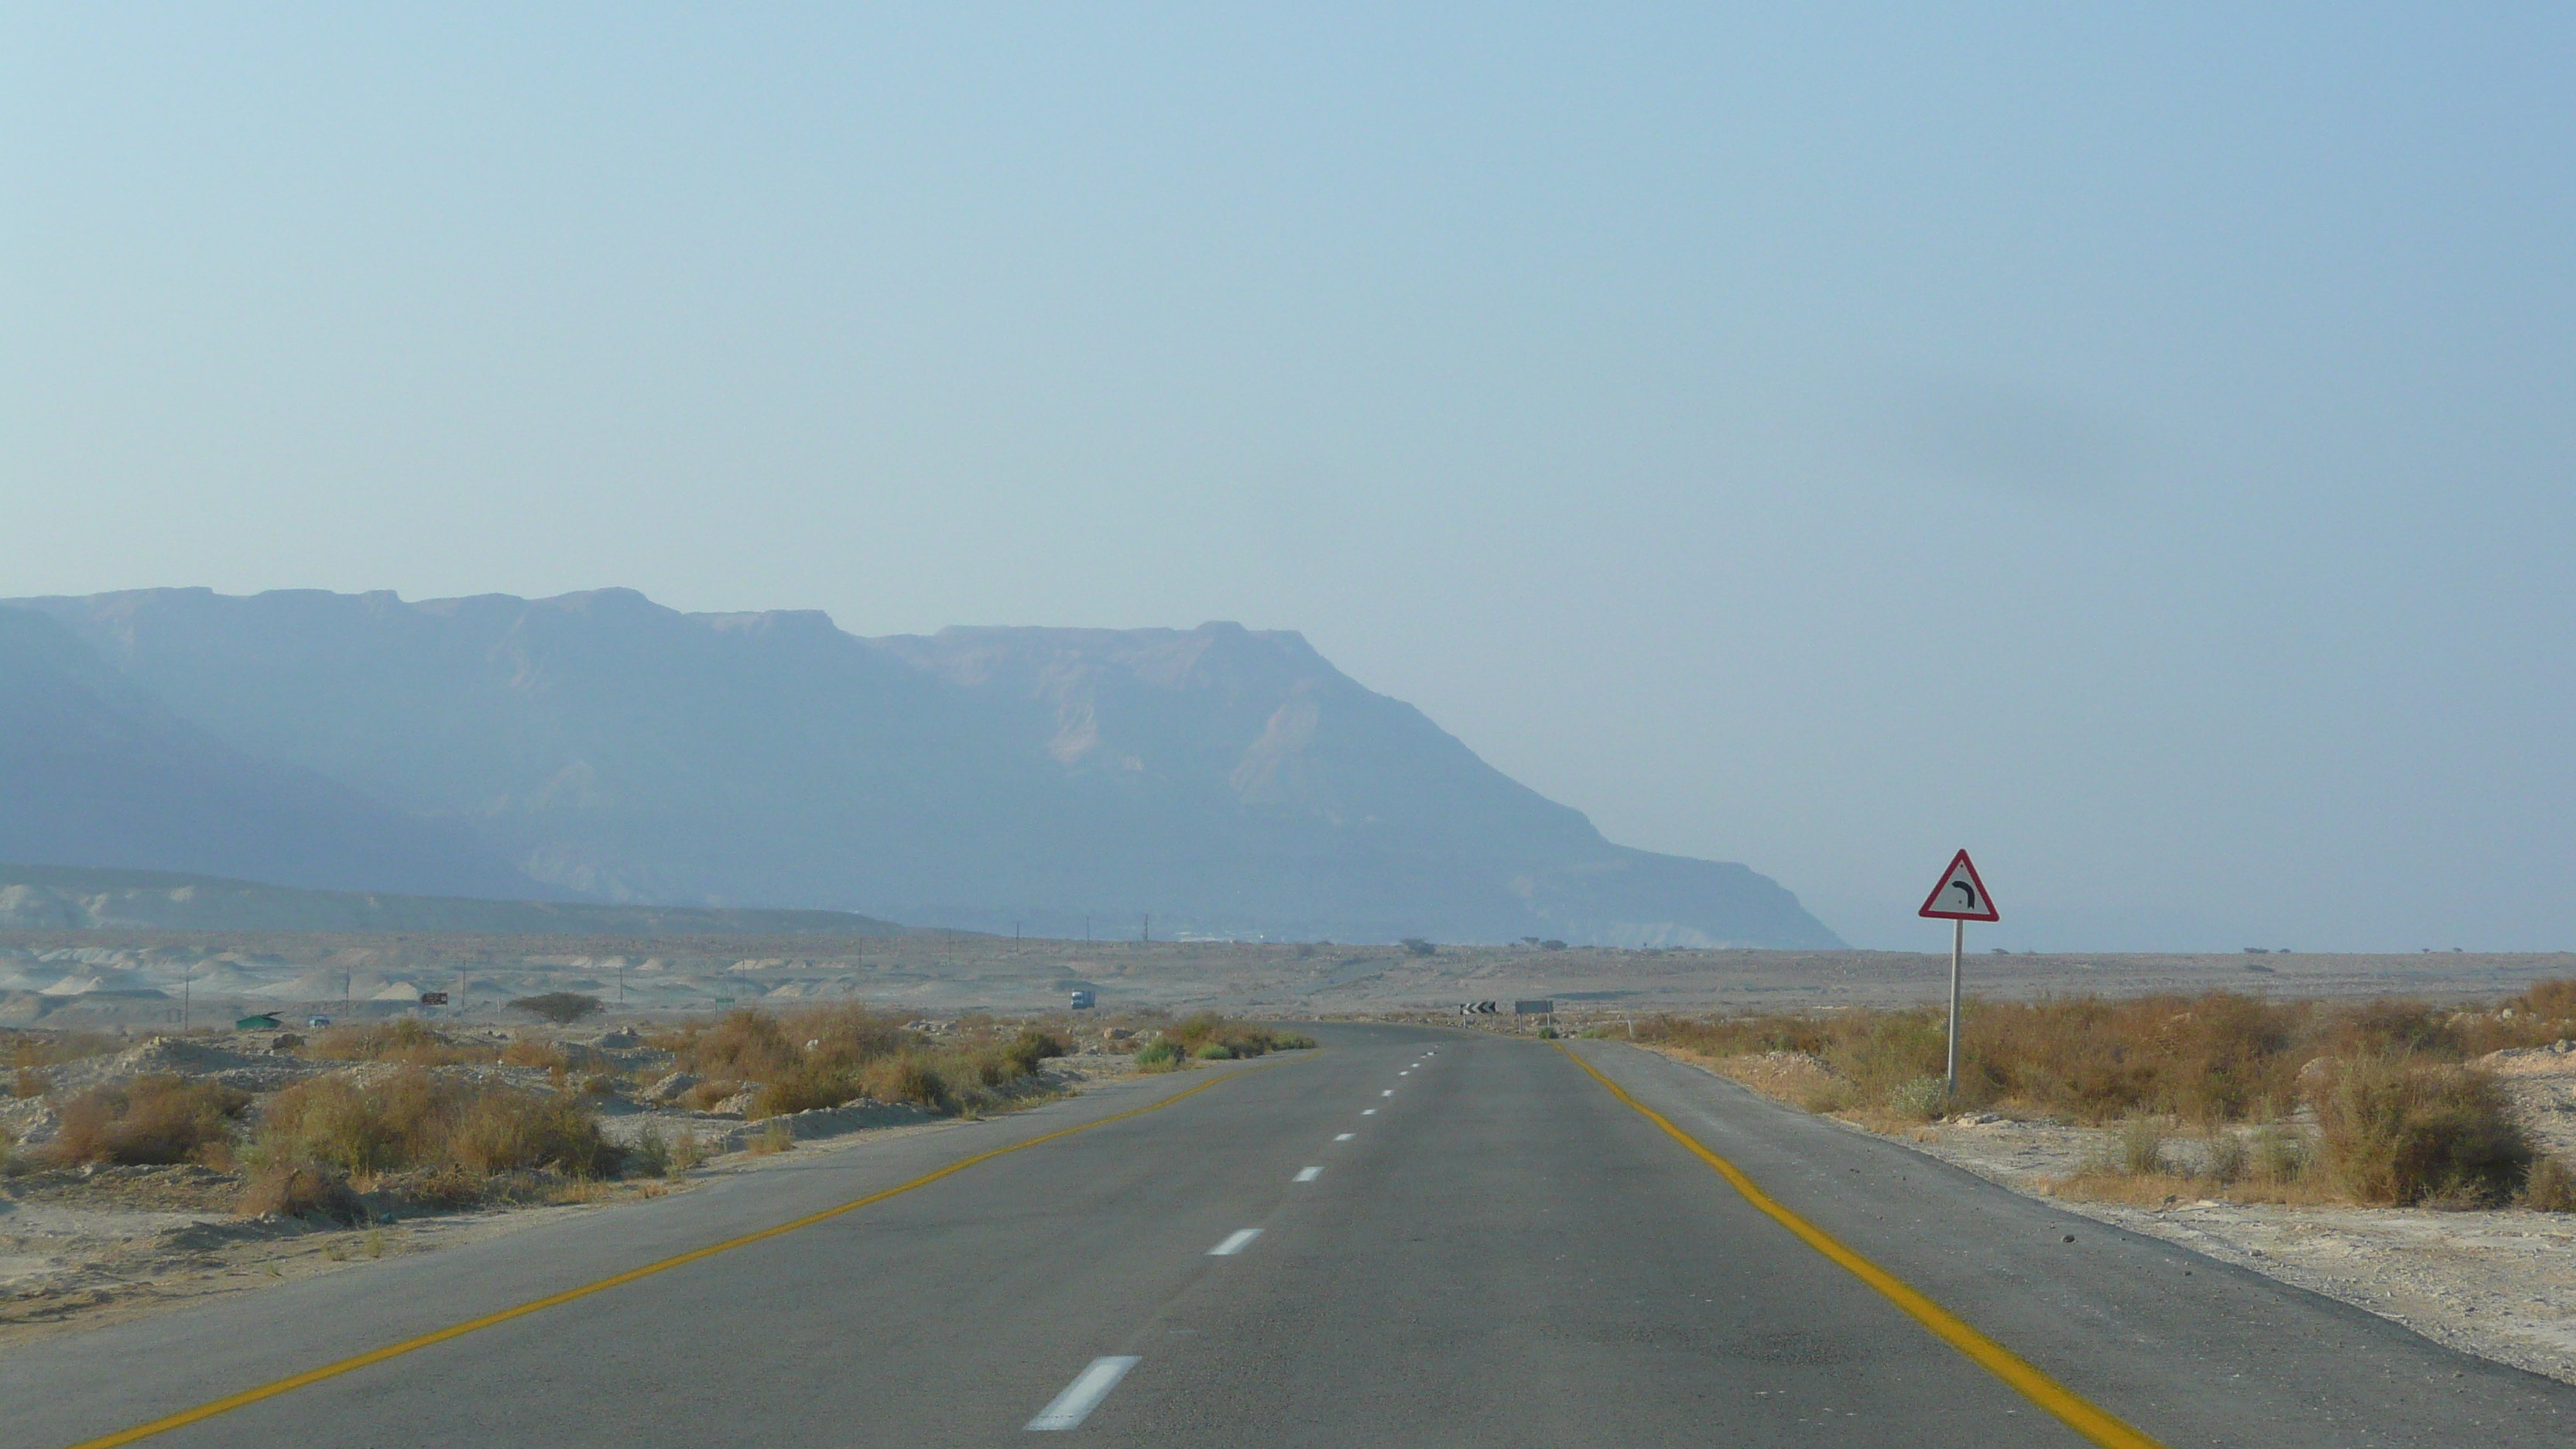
1084,914,1091,942
1142,913,1150,944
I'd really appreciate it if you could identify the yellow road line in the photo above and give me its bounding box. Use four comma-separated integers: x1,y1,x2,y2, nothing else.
67,1067,1260,1449
1557,1044,2167,1449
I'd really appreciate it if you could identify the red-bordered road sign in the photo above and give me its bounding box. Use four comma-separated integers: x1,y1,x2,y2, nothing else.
1918,849,1999,922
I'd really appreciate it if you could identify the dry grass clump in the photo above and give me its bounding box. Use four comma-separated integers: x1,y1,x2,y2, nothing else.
1636,981,2576,1128
649,1007,1068,1118
248,1068,618,1199
2,1029,122,1070
50,1075,251,1166
305,1019,498,1067
1162,1013,1316,1058
2053,1120,2331,1207
501,1037,568,1071
2525,1156,2576,1212
238,1162,367,1224
1640,983,2576,1214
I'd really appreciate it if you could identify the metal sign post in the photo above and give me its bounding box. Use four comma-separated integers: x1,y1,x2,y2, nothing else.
1916,849,2000,1101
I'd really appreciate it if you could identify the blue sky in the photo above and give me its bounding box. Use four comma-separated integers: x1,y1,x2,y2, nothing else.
5,5,2571,949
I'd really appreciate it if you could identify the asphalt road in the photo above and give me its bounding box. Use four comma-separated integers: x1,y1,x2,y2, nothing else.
10,1023,2575,1447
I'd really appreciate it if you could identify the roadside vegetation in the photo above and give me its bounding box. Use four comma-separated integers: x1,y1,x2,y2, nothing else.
2,1006,1317,1229
1616,982,2576,1211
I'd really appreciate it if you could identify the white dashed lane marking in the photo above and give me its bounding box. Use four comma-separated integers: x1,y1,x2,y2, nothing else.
1334,1132,1354,1141
1293,1166,1323,1183
1026,1357,1140,1431
1208,1229,1262,1256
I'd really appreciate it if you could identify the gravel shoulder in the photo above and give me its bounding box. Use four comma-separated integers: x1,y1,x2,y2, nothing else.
1643,1043,2576,1386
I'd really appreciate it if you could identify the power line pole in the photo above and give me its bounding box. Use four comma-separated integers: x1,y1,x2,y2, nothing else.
1142,913,1150,944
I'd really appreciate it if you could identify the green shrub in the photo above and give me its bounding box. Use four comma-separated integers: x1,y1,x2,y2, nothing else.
509,992,605,1025
2114,1118,2170,1176
1135,1040,1186,1071
2204,1130,2249,1185
1886,1076,1949,1122
627,1125,671,1178
1194,1043,1233,1060
2250,1125,2310,1184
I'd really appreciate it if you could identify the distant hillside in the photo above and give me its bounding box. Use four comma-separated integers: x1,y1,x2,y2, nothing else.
0,862,912,936
0,607,543,900
11,588,1841,947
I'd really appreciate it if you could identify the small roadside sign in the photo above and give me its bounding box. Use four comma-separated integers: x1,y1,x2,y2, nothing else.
1917,849,1999,922
418,991,450,1005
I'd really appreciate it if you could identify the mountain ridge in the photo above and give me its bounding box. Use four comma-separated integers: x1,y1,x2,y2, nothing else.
8,588,1842,947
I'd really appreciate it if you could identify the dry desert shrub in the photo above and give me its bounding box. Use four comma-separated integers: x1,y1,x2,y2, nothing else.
250,1068,617,1184
447,1089,618,1177
678,1078,747,1112
1634,982,2576,1129
305,1020,494,1067
500,1038,567,1071
11,1067,47,1099
2525,1155,2576,1212
2314,1056,2531,1207
2,1029,122,1070
238,1161,366,1224
1163,1013,1314,1057
652,1007,1077,1118
50,1075,251,1166
858,1056,947,1108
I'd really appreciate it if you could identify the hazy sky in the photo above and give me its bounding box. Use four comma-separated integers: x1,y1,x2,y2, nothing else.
7,7,2571,951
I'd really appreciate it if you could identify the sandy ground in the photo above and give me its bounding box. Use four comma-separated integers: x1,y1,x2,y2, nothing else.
11,929,2576,1028
1644,1043,2576,1386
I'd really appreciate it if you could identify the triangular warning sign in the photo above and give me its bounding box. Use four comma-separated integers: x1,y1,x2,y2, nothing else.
1917,849,1999,921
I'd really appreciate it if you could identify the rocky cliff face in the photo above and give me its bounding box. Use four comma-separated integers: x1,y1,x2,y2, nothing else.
10,588,1841,947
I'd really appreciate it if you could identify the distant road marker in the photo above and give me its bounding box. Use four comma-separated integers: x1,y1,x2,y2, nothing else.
1026,1356,1141,1430
1380,1089,1394,1097
1362,1108,1377,1115
1557,1045,2163,1449
1334,1132,1354,1141
1293,1166,1323,1182
63,1069,1266,1449
1208,1229,1262,1256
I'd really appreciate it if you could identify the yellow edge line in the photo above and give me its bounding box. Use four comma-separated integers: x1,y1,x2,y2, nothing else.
66,1066,1261,1449
1557,1044,2166,1449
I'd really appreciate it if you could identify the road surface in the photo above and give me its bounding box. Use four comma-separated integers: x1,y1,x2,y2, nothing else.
9,1023,2574,1447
